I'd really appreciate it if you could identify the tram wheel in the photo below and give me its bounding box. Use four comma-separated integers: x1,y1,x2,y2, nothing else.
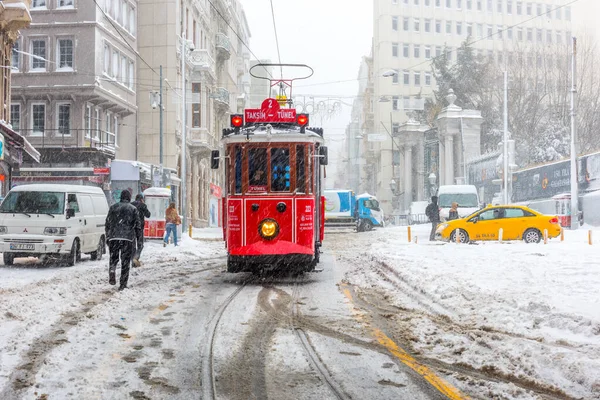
227,256,241,273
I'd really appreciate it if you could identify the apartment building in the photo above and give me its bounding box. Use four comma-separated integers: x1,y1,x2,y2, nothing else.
371,0,573,214
0,0,40,197
137,0,251,227
11,0,138,187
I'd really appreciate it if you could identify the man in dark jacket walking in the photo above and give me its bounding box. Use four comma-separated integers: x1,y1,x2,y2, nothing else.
105,190,141,290
131,194,151,267
425,196,441,241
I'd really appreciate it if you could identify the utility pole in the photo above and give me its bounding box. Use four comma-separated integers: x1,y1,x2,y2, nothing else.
180,28,188,230
570,36,579,230
503,71,509,205
159,65,164,186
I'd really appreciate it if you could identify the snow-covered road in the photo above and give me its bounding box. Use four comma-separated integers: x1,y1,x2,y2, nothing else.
0,225,599,399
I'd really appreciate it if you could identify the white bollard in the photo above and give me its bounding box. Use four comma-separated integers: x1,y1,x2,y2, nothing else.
544,229,548,244
498,228,503,242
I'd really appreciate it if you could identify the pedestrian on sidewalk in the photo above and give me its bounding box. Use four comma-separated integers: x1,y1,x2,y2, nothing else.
164,202,181,247
131,193,151,267
105,190,141,290
425,196,441,241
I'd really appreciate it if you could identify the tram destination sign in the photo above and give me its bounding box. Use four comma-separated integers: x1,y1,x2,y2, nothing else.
245,98,297,123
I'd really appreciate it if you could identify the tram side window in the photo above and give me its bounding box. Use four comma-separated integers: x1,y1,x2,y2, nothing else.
296,145,306,194
235,146,242,194
249,148,268,187
271,147,290,192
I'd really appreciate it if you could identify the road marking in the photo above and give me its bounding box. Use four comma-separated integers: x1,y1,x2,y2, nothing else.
341,285,470,400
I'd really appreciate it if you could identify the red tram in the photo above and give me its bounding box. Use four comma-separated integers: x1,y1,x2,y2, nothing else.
211,95,327,274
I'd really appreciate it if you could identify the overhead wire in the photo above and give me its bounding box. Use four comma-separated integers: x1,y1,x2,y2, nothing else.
269,0,284,80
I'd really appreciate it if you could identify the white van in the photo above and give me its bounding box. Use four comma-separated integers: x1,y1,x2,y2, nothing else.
437,185,481,221
0,184,109,266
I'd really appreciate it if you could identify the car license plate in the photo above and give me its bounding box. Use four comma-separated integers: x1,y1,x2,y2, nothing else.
9,244,35,251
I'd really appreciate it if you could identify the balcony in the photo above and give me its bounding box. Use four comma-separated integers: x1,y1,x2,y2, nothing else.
215,32,231,61
212,87,230,112
189,128,217,157
19,129,116,156
188,49,216,80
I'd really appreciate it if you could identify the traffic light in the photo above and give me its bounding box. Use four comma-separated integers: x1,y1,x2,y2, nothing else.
230,114,243,133
297,114,309,133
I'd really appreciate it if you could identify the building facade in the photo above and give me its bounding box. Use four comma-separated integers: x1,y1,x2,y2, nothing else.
10,0,138,189
137,0,251,227
371,0,573,214
0,0,42,196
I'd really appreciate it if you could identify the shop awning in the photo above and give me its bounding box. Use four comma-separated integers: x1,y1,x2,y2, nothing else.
0,122,41,163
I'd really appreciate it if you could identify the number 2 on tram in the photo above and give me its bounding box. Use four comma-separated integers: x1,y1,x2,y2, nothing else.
210,99,328,274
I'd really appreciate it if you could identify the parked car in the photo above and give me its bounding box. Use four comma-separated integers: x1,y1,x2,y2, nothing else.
0,184,108,266
435,204,562,243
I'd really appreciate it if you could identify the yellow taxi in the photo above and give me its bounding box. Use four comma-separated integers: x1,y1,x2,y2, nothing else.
435,205,562,243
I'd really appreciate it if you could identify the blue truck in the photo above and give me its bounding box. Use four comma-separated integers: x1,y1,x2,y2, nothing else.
324,190,384,232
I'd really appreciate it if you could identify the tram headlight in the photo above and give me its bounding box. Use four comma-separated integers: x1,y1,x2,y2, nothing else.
259,219,279,240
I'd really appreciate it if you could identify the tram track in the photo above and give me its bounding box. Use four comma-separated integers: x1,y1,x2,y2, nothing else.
290,278,352,400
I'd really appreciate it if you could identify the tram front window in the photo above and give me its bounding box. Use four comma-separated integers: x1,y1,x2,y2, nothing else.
271,147,290,192
249,148,268,190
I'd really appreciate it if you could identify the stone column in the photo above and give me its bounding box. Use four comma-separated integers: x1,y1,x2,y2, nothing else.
438,138,445,187
404,145,413,211
444,135,454,185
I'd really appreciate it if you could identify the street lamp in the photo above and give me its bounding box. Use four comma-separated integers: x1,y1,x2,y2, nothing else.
428,172,437,197
389,178,398,194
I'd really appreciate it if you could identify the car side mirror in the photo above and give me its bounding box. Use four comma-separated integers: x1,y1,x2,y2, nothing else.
319,146,328,165
210,150,220,169
66,208,75,219
470,217,478,224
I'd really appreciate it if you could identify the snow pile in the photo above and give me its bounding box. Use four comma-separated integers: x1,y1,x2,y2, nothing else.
345,224,600,399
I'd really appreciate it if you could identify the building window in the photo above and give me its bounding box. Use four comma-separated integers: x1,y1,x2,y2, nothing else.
466,0,472,9
94,109,100,139
192,83,201,128
536,28,542,42
392,69,399,84
11,41,20,71
122,1,129,30
466,23,472,37
486,0,491,12
392,43,398,57
121,55,127,85
507,0,512,14
129,61,134,90
403,70,409,85
30,39,46,71
556,6,561,19
57,103,71,136
497,0,502,12
497,25,503,39
546,30,552,43
57,38,74,70
518,27,523,41
114,115,119,146
446,0,451,7
414,71,421,86
425,72,432,86
403,17,409,31
425,46,431,59
556,31,562,44
106,112,114,144
526,2,531,15
435,46,442,57
456,0,461,8
477,0,482,11
477,24,483,38
392,16,398,31
31,0,46,9
446,21,452,34
10,104,20,132
112,50,119,78
487,25,493,38
32,104,45,136
85,104,92,138
414,18,420,32
58,0,74,8
536,3,542,16
527,28,533,42
565,6,571,21
403,43,409,57
516,1,522,14
435,20,441,33
392,96,400,111
129,6,136,36
414,44,420,58
424,19,431,32
456,22,462,35
103,43,110,75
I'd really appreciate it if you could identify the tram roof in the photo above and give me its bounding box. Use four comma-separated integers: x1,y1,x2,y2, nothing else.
222,124,324,144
